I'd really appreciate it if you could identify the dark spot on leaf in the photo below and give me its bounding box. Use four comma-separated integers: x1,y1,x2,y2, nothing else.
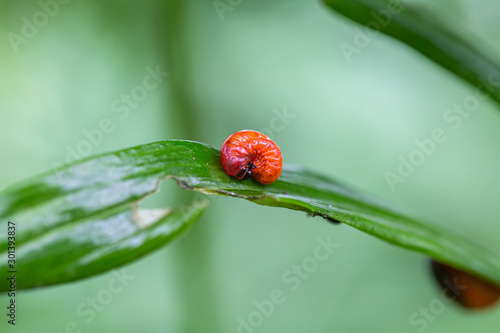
309,212,341,224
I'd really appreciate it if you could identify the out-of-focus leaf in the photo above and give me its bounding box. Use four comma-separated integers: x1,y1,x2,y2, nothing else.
324,0,500,108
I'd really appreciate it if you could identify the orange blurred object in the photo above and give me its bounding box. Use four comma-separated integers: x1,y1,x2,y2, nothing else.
430,260,500,309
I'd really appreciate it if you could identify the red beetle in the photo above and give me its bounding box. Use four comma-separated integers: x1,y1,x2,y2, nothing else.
220,130,282,184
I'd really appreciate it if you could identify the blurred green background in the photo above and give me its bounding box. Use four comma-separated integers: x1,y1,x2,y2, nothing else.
1,0,500,332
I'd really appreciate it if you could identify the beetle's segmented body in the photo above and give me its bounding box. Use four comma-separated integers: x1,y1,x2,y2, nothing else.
220,130,282,184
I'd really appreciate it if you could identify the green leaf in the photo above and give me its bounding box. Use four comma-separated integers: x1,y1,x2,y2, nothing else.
0,141,209,291
1,140,499,291
324,0,500,107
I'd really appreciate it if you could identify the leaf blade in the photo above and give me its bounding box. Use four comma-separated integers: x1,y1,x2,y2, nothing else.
1,140,499,290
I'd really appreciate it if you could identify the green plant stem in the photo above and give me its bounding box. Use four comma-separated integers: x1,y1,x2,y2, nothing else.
161,1,221,332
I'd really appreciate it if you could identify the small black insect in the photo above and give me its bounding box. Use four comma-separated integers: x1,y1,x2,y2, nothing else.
310,212,341,224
